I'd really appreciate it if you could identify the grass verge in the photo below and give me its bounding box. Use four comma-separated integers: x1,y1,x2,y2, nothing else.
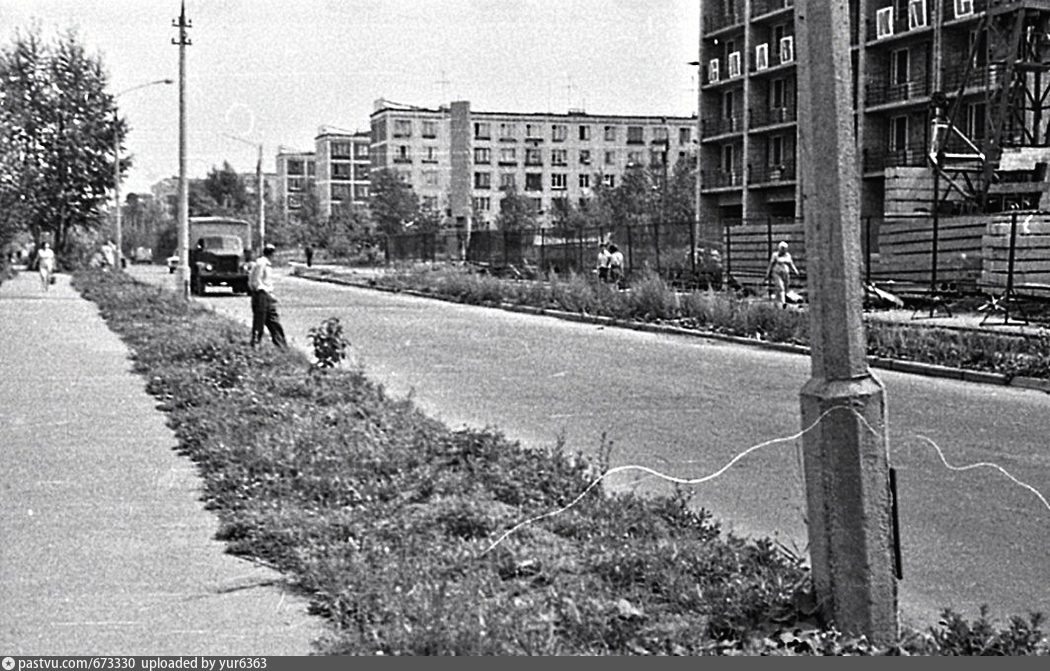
73,268,1047,655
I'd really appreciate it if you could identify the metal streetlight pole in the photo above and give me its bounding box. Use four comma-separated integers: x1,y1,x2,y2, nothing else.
222,133,265,251
113,78,173,270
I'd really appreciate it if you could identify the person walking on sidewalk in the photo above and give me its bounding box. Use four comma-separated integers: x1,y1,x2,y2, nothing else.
765,240,800,308
248,243,287,349
34,242,55,291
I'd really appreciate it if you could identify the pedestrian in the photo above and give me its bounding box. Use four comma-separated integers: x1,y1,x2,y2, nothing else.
248,243,287,349
765,240,800,308
304,245,314,268
35,242,55,291
607,244,624,286
596,243,610,282
100,240,116,271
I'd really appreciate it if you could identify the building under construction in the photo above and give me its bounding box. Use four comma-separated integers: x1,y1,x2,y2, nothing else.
698,0,1050,296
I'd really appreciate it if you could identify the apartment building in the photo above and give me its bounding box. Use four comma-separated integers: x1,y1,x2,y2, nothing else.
697,0,1050,244
314,130,372,217
370,98,697,229
274,149,316,221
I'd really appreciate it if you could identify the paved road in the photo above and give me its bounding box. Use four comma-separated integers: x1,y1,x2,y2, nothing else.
132,265,1050,633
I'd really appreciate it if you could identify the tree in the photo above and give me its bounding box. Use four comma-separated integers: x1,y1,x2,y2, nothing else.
202,161,248,214
369,168,419,236
0,27,120,254
495,187,536,232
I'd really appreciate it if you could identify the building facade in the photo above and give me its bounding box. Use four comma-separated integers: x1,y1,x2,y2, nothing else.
314,130,372,217
697,0,1047,248
370,98,697,229
274,149,317,221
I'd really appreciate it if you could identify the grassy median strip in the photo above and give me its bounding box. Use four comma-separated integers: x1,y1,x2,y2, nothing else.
73,268,1047,656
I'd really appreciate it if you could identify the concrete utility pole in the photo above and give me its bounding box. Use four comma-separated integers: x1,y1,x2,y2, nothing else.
173,1,192,300
223,134,266,250
795,0,898,644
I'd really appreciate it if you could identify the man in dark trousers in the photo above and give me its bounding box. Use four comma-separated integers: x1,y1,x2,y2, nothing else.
304,245,314,268
248,243,288,349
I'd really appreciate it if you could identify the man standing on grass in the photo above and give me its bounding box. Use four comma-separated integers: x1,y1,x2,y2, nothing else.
248,243,288,349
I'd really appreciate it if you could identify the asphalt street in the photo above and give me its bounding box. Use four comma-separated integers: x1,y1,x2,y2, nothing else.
131,264,1050,634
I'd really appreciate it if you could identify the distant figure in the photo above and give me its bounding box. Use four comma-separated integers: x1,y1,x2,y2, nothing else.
248,243,287,349
304,245,314,268
607,244,624,285
35,242,55,291
596,243,610,282
100,240,115,271
765,240,800,308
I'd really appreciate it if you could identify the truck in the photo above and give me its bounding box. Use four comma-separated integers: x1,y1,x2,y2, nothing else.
178,217,253,296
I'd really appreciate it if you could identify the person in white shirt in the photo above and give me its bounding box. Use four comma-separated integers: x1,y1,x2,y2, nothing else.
247,243,287,348
607,244,624,285
35,242,55,291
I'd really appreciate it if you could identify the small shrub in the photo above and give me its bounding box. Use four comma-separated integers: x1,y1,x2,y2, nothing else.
308,316,350,369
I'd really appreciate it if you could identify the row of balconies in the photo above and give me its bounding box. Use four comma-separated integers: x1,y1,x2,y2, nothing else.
701,107,797,137
700,162,797,189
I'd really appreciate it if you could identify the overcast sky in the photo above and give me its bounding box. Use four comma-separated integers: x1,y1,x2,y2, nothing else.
2,0,701,194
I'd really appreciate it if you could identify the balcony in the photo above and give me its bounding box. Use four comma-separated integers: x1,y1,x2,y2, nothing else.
701,115,744,137
749,163,797,184
943,0,987,23
750,106,796,128
863,142,930,171
704,7,743,33
701,169,743,189
752,0,795,19
866,6,932,43
942,62,1007,93
865,77,931,107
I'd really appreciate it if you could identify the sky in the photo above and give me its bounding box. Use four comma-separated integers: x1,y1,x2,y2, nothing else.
1,1,701,195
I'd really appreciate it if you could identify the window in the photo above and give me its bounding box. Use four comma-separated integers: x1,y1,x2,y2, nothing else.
890,115,908,151
525,148,543,165
287,177,303,192
421,195,438,210
649,150,666,165
474,122,491,140
551,173,567,190
331,141,352,158
525,173,543,191
605,150,616,165
772,78,786,109
393,119,412,138
604,125,617,141
627,126,644,144
331,184,351,201
423,146,439,163
579,125,591,141
526,123,543,139
955,0,973,19
892,49,910,86
603,174,615,188
579,173,591,188
307,161,315,176
552,124,568,142
908,0,927,30
422,120,437,138
967,102,986,140
287,159,304,176
423,170,439,186
721,144,734,173
397,170,411,183
499,147,517,164
473,196,491,211
653,126,669,143
332,162,351,179
474,147,491,164
354,143,369,158
579,149,592,165
779,36,794,64
354,164,370,180
499,122,516,140
728,51,742,78
876,7,894,39
354,185,369,200
551,149,568,166
627,151,643,165
527,197,542,213
755,43,769,71
474,172,491,189
723,90,735,122
500,173,516,190
679,127,692,145
769,135,784,166
287,195,301,209
395,145,411,163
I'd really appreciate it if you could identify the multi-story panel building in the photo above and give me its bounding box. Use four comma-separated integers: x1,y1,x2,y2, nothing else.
370,98,696,229
314,130,371,217
697,0,1050,252
275,150,316,221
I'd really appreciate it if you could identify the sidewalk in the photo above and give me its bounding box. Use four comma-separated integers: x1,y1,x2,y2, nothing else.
0,269,325,655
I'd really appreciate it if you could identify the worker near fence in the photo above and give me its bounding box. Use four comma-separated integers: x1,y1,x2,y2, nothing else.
765,240,799,308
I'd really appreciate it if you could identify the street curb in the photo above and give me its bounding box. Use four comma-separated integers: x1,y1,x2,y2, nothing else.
291,268,1041,391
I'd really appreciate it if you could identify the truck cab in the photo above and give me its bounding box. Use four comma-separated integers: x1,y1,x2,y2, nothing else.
185,217,253,295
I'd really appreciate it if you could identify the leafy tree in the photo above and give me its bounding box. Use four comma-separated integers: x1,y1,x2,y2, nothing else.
369,168,419,236
202,161,248,214
495,186,535,232
0,27,120,254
